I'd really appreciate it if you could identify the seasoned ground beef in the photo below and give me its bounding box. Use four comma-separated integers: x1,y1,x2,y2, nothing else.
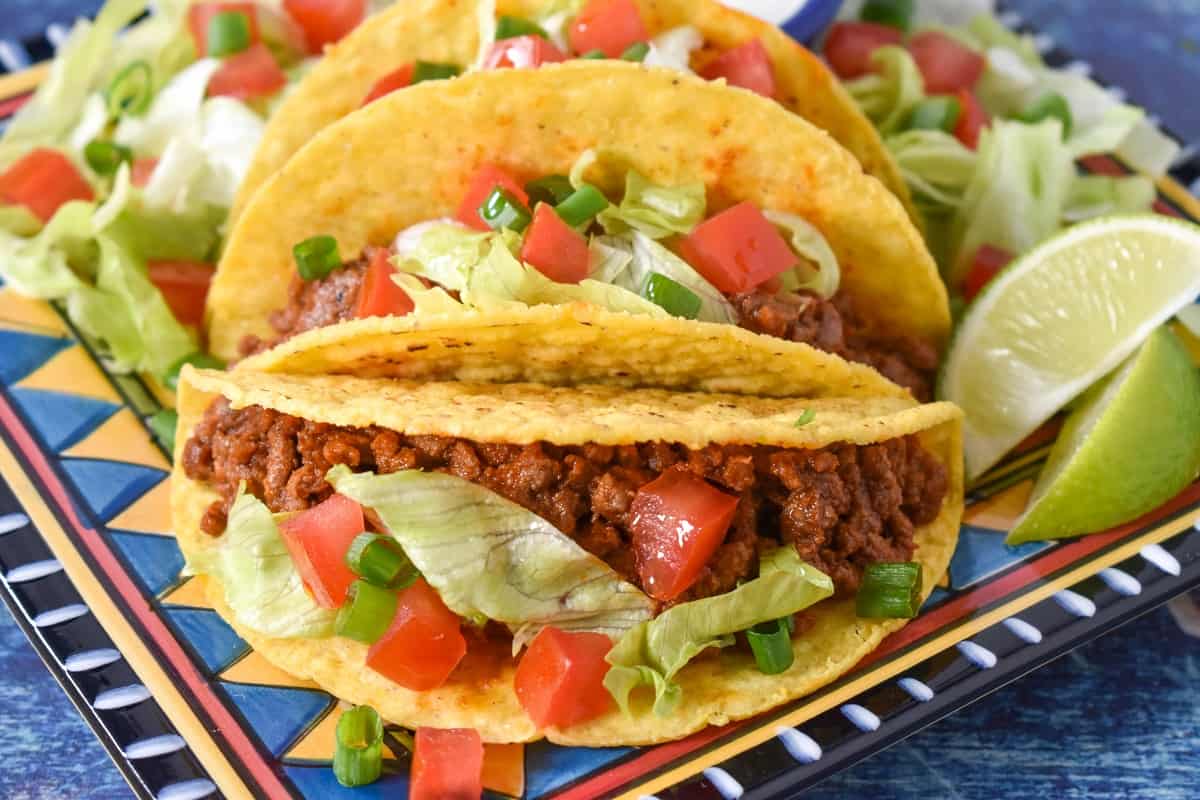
240,261,939,399
182,400,948,599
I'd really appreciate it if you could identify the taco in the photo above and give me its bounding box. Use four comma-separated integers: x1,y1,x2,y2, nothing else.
172,365,962,745
229,0,914,224
208,63,949,398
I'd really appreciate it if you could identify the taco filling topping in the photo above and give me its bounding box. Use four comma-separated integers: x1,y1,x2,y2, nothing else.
243,155,940,398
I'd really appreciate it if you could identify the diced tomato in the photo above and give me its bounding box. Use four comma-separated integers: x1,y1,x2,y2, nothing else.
677,202,799,295
354,248,414,319
908,31,985,94
952,89,988,149
131,158,159,188
699,39,776,99
483,35,567,70
963,245,1013,301
283,0,366,53
520,204,590,284
147,261,214,328
361,64,414,107
481,744,525,798
0,148,94,223
278,494,364,608
411,728,483,800
629,470,739,601
822,21,903,79
366,579,466,690
568,0,648,59
456,164,529,231
515,627,613,729
208,43,287,101
187,3,260,57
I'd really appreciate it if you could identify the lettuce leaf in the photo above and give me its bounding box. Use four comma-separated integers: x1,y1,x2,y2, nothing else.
597,171,707,239
612,232,736,323
886,129,979,215
765,211,842,299
845,46,926,137
645,27,703,72
604,547,833,716
393,220,490,292
186,487,337,639
326,466,654,643
1063,174,1155,223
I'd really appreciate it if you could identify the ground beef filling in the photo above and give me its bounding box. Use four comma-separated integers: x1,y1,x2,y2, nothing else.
182,400,948,600
239,265,938,399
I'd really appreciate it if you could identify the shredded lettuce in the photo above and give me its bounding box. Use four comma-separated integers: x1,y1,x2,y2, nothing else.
604,547,833,716
845,46,925,136
597,171,707,239
587,235,634,284
967,13,1042,66
644,26,704,73
1063,175,1156,223
186,487,337,639
326,466,654,645
765,211,841,299
611,232,736,323
535,0,586,51
393,220,490,291
887,129,979,214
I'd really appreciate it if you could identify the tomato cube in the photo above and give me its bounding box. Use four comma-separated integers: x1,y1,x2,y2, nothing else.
963,244,1012,301
361,64,414,107
568,0,649,59
208,43,287,101
283,0,366,53
366,579,466,690
456,164,529,231
411,728,483,800
188,3,259,57
952,89,988,150
677,202,799,295
699,39,777,99
0,148,94,223
278,494,364,608
148,261,214,328
908,31,985,94
520,204,590,284
515,627,613,729
131,158,159,188
629,470,739,601
822,21,903,79
483,35,566,70
354,248,414,319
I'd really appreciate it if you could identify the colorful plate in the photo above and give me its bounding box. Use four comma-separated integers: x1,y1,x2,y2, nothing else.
2,10,1200,800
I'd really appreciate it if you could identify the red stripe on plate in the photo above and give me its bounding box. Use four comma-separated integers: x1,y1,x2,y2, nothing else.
0,391,293,800
0,92,31,118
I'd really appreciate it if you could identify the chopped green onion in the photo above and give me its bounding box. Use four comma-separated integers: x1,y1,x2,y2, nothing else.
793,409,816,428
642,272,702,320
334,706,384,788
860,0,914,31
148,409,178,453
907,96,962,133
746,617,794,675
554,183,610,227
580,49,607,60
164,352,226,391
83,140,132,177
620,42,650,62
345,532,419,589
293,235,342,281
1016,92,1074,138
495,15,547,40
479,187,532,232
525,174,575,207
335,580,399,644
106,61,153,118
856,562,923,619
412,61,461,84
207,10,252,57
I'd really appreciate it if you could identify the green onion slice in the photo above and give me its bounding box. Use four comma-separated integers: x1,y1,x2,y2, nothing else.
642,272,702,319
860,0,914,31
793,409,816,428
345,532,419,589
495,15,547,40
207,10,252,57
525,174,575,207
83,140,133,177
164,352,226,391
334,706,384,788
906,96,962,133
335,580,399,644
555,183,610,227
746,617,794,675
479,187,532,232
580,49,608,60
856,562,923,619
1017,91,1074,137
293,235,342,281
620,41,650,62
412,61,461,84
106,61,153,118
148,409,178,453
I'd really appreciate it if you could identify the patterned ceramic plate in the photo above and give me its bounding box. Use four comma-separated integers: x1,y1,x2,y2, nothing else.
2,8,1200,800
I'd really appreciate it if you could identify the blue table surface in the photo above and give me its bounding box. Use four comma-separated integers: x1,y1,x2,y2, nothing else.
2,1,1200,798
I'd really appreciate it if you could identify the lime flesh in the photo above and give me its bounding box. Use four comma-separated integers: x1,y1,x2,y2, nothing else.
939,215,1200,479
1007,327,1200,544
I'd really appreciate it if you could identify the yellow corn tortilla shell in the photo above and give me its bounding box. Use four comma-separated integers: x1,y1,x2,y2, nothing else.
171,367,963,745
209,62,947,369
229,0,913,224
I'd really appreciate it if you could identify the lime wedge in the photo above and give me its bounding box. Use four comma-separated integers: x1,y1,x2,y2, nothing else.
1007,327,1200,544
940,215,1200,479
